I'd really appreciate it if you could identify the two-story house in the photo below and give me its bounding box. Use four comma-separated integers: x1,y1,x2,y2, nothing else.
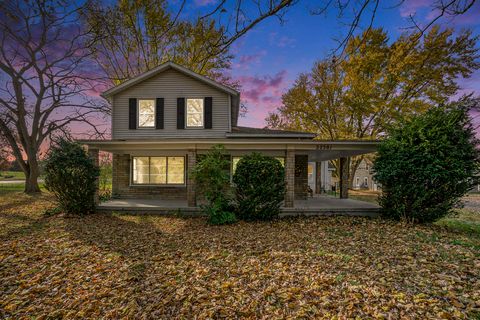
81,62,378,210
352,158,380,191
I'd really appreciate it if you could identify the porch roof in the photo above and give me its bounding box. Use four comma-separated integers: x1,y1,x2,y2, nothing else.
79,138,380,161
227,126,316,138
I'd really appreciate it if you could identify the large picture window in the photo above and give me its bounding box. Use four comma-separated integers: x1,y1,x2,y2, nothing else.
186,98,204,127
138,99,155,127
132,156,185,185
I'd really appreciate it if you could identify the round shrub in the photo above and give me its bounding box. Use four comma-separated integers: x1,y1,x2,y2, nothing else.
44,139,100,215
373,101,480,223
233,153,285,220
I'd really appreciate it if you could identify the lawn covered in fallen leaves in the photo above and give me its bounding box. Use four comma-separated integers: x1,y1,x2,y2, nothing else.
1,192,479,319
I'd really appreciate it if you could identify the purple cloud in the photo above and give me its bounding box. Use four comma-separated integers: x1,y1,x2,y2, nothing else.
238,51,267,64
399,0,432,17
194,0,217,7
235,70,289,127
269,32,296,48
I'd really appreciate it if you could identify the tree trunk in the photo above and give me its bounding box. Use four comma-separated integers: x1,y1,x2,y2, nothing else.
348,156,363,188
24,158,41,194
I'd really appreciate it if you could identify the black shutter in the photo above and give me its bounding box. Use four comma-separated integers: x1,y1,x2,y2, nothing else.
177,97,185,129
129,98,137,129
156,98,164,129
204,97,212,129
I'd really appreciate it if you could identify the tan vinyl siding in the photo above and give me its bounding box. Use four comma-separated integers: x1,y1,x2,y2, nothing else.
112,68,230,139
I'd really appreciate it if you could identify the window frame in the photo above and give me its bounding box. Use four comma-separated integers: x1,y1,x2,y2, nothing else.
130,156,185,186
185,98,205,129
137,99,156,128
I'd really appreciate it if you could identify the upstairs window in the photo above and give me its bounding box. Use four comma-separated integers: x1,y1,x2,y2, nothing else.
138,99,155,127
186,98,204,127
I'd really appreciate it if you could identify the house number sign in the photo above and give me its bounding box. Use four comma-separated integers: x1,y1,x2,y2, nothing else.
316,144,333,150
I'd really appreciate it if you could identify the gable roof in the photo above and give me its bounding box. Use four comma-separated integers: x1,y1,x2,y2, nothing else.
101,61,240,99
226,126,316,139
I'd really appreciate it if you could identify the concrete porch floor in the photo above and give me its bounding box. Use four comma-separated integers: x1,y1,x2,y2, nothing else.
97,195,380,217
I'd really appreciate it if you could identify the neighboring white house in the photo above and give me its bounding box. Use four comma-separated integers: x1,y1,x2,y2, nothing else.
352,158,379,191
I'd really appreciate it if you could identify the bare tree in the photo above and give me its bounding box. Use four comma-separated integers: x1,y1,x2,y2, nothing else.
311,0,477,55
84,0,296,86
0,134,10,172
0,0,107,193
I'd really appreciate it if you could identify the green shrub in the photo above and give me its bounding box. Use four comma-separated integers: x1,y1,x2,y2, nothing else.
44,139,100,215
373,100,480,223
233,153,285,220
191,145,236,225
202,199,236,225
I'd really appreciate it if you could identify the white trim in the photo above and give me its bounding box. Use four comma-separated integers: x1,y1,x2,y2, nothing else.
101,61,239,98
228,95,231,132
226,133,316,138
80,139,380,154
79,139,380,145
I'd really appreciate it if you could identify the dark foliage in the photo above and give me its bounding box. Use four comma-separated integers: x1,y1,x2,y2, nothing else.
373,99,480,223
44,139,100,215
192,145,236,225
233,153,286,220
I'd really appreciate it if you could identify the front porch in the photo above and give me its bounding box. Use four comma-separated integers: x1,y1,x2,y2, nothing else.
97,195,380,217
83,138,380,214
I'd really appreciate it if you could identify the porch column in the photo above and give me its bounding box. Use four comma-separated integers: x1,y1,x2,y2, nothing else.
315,161,322,194
87,147,100,204
339,157,349,199
187,149,197,207
284,149,295,207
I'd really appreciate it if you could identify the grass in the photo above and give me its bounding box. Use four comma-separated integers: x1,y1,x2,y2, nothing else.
0,182,46,194
1,192,479,319
348,190,380,204
0,171,25,181
436,209,480,237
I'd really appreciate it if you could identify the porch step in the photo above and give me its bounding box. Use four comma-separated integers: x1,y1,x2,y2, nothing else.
96,205,201,216
96,205,379,217
280,207,380,217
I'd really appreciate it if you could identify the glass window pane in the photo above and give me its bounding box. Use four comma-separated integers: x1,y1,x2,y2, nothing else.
186,99,203,127
187,113,203,127
138,99,155,127
133,157,149,184
187,98,203,113
150,157,167,184
167,157,184,184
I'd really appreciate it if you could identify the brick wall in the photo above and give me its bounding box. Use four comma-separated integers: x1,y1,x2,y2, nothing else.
111,151,308,202
294,155,308,200
284,150,295,207
112,153,187,200
186,150,196,206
